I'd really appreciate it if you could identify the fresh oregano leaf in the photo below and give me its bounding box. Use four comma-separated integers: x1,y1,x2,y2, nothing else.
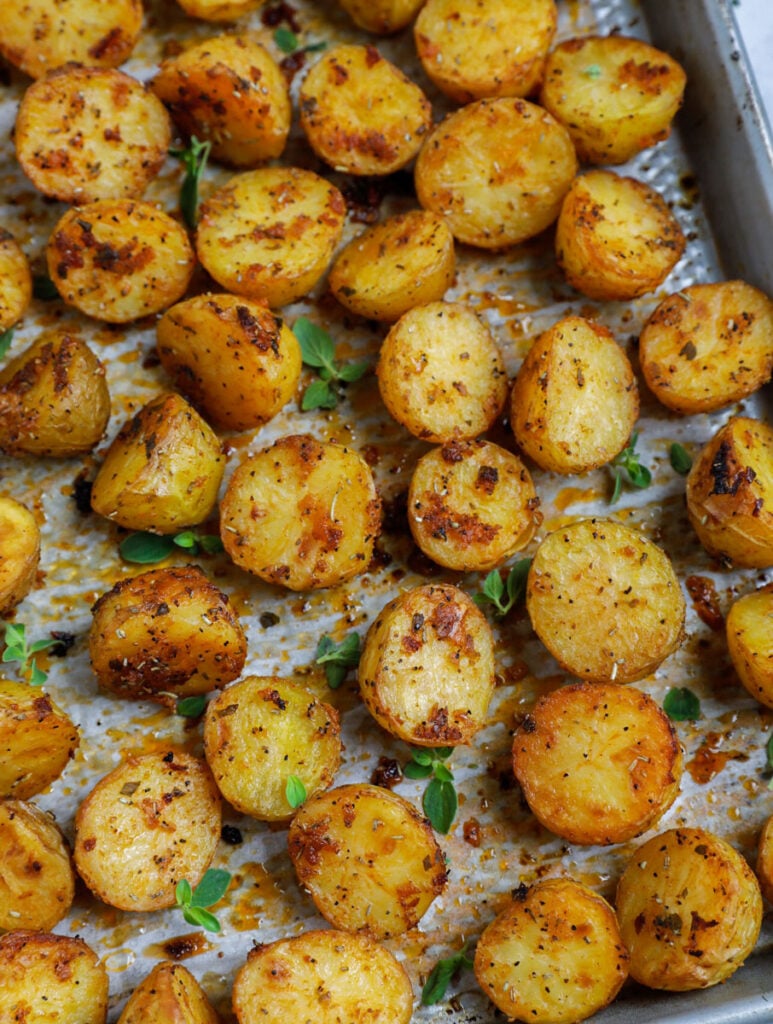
421,944,474,1005
286,774,307,809
663,686,701,721
669,442,692,475
0,328,13,359
177,695,208,718
190,868,231,908
423,778,457,834
273,26,298,53
119,532,176,564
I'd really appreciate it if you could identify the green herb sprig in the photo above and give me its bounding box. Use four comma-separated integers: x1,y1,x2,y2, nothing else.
669,442,692,475
404,747,457,833
177,694,208,718
2,622,58,686
422,942,475,1005
473,560,531,619
609,432,652,504
285,774,307,809
315,632,361,689
175,869,231,933
663,686,701,721
0,328,14,360
170,135,211,230
119,530,224,564
294,317,369,411
273,27,326,56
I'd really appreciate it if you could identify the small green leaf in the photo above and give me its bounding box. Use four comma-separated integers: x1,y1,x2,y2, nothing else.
4,622,26,648
403,761,433,780
304,41,327,53
183,905,221,932
765,733,773,774
433,762,453,783
286,774,307,809
294,317,336,370
0,328,13,359
119,532,176,564
29,660,47,686
337,360,369,383
170,135,211,230
273,26,298,53
421,945,474,1006
315,632,360,688
423,778,458,834
610,433,652,503
410,748,434,766
33,274,58,300
176,878,193,907
670,443,692,475
505,559,531,608
177,694,208,718
302,378,338,410
198,535,224,555
584,64,602,79
475,562,530,618
190,868,231,908
174,531,197,550
432,747,454,761
482,569,505,604
663,687,701,722
627,463,652,489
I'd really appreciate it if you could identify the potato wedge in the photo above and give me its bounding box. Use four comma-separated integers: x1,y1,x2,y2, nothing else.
756,815,773,905
0,680,79,800
0,496,40,615
118,962,220,1024
176,0,265,21
726,584,773,708
337,0,424,34
0,229,32,331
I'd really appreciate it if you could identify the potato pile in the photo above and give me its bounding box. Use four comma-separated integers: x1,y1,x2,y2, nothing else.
0,0,771,1022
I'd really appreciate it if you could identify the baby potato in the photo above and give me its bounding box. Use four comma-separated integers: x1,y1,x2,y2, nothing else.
0,931,108,1024
91,392,225,535
727,584,773,708
616,827,763,990
153,35,290,167
0,331,110,457
540,35,686,165
639,281,773,414
89,565,247,705
74,750,221,912
415,0,557,103
176,0,265,20
0,680,79,800
512,682,682,846
220,434,381,591
118,963,220,1024
48,200,195,323
0,496,40,615
474,878,629,1024
511,315,639,475
16,66,171,205
0,798,75,931
377,301,508,442
686,416,773,568
204,676,341,822
329,210,454,322
527,518,685,684
287,783,447,939
337,0,424,34
0,228,32,331
196,167,346,308
555,170,685,301
299,44,432,176
756,815,773,904
233,930,413,1024
157,294,302,432
415,97,577,249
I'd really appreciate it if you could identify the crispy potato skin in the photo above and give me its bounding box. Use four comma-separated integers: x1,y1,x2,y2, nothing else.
0,331,110,457
474,878,629,1024
337,0,424,34
118,962,221,1024
686,416,773,568
756,815,773,904
616,828,763,990
233,930,413,1024
541,35,686,164
0,228,32,331
0,680,79,800
510,315,639,474
287,783,447,938
157,294,302,431
176,0,266,21
727,584,773,708
0,496,40,615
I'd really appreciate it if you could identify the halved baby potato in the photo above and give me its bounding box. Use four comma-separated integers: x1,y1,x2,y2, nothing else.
0,497,40,615
0,229,32,331
176,0,266,20
756,814,773,904
118,963,220,1024
337,0,424,34
0,680,79,800
726,584,773,708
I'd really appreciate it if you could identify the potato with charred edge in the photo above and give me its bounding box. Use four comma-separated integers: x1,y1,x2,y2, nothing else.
288,783,447,938
727,584,773,708
510,315,639,475
157,294,302,432
686,416,773,568
474,878,629,1024
233,930,413,1024
0,331,110,457
91,392,225,535
0,931,108,1024
617,827,763,990
756,815,773,904
89,566,247,706
176,0,265,20
118,962,220,1024
0,229,31,331
0,680,79,800
0,497,40,615
204,676,341,822
337,0,424,34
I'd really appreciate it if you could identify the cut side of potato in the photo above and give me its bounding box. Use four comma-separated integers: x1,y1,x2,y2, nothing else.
118,962,220,1024
0,680,79,800
0,496,40,615
756,814,773,905
176,0,266,21
337,0,424,34
0,228,32,332
726,584,773,708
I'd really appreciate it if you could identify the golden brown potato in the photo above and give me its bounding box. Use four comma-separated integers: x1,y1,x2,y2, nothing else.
118,962,220,1024
204,676,341,822
16,66,171,205
287,783,447,939
540,35,686,164
0,0,142,79
377,301,508,442
0,331,110,457
415,97,577,249
616,827,763,990
727,584,773,708
176,0,265,20
639,282,773,414
0,931,108,1024
74,750,221,912
91,392,225,535
526,518,685,684
0,798,75,931
0,680,79,800
686,416,773,568
196,168,346,308
0,229,32,331
299,44,432,176
153,35,290,167
337,0,424,34
415,0,557,103
512,682,682,846
511,315,639,475
89,565,247,705
156,294,302,432
756,815,773,904
233,930,413,1024
555,170,685,301
48,200,195,323
474,878,629,1024
220,434,381,591
0,496,40,615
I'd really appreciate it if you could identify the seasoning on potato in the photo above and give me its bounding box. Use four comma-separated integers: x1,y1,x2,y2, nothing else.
756,814,773,904
118,962,220,1024
0,680,79,800
337,0,425,34
0,496,40,615
0,229,32,332
175,0,266,20
726,584,773,708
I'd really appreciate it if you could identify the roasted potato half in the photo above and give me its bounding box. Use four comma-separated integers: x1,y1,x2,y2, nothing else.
118,962,220,1024
540,35,686,164
617,827,763,990
0,496,40,615
474,878,629,1024
756,815,773,904
377,301,508,442
337,0,424,34
555,170,685,301
686,416,773,568
233,930,413,1024
0,331,110,457
91,392,225,535
157,294,302,432
510,315,639,475
0,680,79,800
0,229,32,331
415,97,577,249
176,0,265,20
726,584,773,708
288,783,447,938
